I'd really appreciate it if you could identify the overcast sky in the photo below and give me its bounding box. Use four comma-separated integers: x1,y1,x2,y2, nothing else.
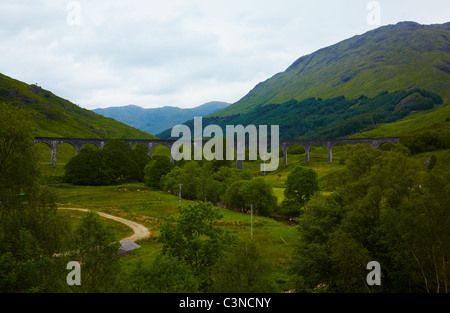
1,0,448,109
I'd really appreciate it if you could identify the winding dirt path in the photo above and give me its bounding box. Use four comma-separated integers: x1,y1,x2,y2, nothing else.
58,208,151,242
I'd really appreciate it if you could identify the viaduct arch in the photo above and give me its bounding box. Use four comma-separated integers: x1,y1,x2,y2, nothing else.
33,137,177,166
33,136,400,169
279,137,400,167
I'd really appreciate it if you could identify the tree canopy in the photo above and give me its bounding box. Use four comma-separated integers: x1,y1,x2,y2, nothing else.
0,104,69,292
282,165,319,217
159,202,235,290
290,145,450,293
64,139,150,185
0,103,39,197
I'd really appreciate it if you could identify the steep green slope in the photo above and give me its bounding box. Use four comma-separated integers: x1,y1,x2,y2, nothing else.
214,22,450,117
158,89,445,139
0,73,156,139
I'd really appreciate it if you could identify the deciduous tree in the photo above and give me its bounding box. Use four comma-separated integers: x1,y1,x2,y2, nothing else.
159,202,235,290
64,146,115,185
69,210,123,292
144,155,174,188
0,103,39,197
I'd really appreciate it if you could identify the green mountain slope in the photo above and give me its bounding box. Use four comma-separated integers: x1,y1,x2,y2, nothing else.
0,73,156,139
93,101,230,135
214,21,450,118
158,89,446,139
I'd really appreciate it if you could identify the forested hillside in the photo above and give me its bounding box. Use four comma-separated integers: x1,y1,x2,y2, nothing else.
159,89,445,139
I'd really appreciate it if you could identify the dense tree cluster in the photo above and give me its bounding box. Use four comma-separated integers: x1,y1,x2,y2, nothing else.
64,139,151,185
290,144,450,292
153,160,277,217
0,103,39,197
67,210,123,292
63,138,280,217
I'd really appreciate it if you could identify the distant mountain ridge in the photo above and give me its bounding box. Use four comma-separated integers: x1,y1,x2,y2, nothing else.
93,101,230,135
212,21,450,118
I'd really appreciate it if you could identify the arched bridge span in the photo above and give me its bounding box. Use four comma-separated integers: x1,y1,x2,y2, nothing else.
33,136,400,169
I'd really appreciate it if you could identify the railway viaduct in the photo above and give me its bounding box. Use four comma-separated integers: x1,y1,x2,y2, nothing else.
33,137,400,169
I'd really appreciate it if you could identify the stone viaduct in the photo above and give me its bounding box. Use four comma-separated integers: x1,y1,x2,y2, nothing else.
33,136,400,170
279,137,400,167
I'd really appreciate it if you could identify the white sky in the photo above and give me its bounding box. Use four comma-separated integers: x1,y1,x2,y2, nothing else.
1,0,449,109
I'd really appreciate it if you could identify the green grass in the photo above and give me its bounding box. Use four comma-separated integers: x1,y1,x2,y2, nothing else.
239,146,347,192
44,145,306,290
273,188,285,205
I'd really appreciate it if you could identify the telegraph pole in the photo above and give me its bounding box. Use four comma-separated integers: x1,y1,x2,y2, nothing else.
250,204,254,240
178,184,183,207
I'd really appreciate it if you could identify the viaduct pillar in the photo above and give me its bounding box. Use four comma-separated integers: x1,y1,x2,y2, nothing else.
305,145,311,163
50,141,57,166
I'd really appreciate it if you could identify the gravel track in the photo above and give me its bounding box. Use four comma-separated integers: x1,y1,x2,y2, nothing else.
58,208,151,242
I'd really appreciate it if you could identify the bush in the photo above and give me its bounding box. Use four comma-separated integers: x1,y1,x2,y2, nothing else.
159,202,236,291
223,178,277,217
288,145,306,155
130,256,200,293
284,165,319,207
212,241,277,293
400,130,450,154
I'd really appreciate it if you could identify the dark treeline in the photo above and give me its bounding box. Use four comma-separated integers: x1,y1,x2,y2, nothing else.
64,139,151,185
400,129,450,154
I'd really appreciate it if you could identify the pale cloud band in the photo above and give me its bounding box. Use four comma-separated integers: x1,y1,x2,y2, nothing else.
0,0,448,110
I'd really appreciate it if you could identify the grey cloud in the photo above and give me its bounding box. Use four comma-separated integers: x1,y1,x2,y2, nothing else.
1,0,449,109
